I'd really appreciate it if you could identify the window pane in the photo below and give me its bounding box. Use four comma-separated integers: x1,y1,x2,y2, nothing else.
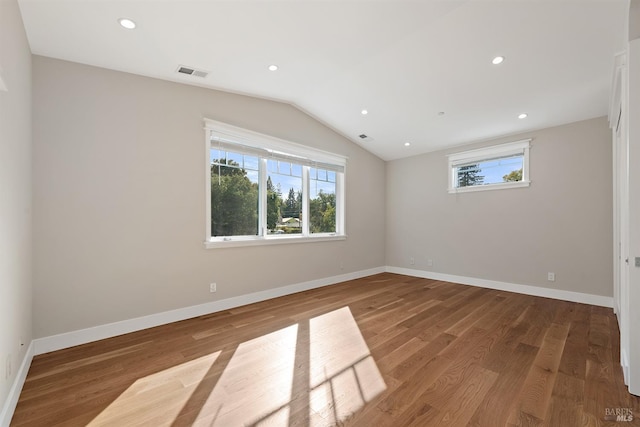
268,159,278,173
227,152,243,168
244,155,259,171
310,168,336,234
455,164,484,188
494,156,524,183
455,154,523,188
267,164,303,235
211,150,259,237
210,148,224,164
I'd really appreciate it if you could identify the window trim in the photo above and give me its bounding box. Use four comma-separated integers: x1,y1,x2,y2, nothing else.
203,119,347,248
447,139,531,194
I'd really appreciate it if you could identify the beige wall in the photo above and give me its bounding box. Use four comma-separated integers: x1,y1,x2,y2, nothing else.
0,0,33,413
32,56,386,338
386,117,612,297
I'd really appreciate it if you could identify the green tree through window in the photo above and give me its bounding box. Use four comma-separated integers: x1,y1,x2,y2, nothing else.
211,159,258,236
457,164,485,187
503,168,523,182
310,191,336,233
266,176,282,231
282,187,301,219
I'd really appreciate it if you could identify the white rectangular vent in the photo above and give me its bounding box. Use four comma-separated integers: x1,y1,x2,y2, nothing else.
176,65,209,78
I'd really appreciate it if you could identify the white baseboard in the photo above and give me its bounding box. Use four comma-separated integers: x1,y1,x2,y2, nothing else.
0,342,34,427
33,265,613,356
385,266,613,308
621,348,630,385
33,266,385,355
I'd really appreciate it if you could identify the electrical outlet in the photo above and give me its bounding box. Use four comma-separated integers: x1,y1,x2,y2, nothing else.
0,67,7,92
340,261,344,270
547,272,555,282
410,257,415,265
427,259,433,267
5,354,12,380
209,283,217,293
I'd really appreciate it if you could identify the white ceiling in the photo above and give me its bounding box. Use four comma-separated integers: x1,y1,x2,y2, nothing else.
18,0,628,161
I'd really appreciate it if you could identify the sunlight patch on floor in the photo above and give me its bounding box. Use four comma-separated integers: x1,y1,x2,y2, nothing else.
87,351,220,426
88,307,385,426
193,324,299,425
308,307,386,425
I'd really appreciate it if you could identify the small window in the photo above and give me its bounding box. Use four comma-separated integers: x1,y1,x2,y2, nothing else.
204,119,346,248
448,139,531,193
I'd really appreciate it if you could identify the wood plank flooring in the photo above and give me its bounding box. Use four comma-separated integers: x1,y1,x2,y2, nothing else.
11,273,640,426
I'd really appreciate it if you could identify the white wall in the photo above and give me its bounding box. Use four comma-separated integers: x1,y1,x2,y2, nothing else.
386,117,612,297
32,56,386,339
0,0,33,417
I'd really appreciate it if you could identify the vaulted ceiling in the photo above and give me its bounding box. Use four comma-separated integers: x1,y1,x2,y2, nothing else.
18,0,628,160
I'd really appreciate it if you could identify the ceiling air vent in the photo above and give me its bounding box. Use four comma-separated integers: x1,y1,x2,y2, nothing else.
358,134,374,142
176,65,209,78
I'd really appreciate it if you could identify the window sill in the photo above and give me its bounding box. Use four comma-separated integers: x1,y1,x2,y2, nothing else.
204,234,347,249
448,180,530,194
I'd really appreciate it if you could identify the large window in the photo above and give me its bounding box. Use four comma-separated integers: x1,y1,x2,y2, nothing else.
447,139,531,193
204,119,346,248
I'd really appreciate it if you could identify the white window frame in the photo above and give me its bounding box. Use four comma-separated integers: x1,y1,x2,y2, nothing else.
204,119,347,249
447,139,531,194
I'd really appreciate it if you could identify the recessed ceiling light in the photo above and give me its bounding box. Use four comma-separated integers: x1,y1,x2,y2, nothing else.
361,109,368,115
118,18,136,30
268,65,278,71
404,142,411,147
492,56,504,65
518,113,528,119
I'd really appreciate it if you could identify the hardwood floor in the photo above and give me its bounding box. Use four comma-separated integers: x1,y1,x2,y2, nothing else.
11,273,640,426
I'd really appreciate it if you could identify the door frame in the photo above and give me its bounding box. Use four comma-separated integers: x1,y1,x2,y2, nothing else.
610,51,631,385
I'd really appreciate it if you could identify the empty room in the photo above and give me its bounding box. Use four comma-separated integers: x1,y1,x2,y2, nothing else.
2,0,640,425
